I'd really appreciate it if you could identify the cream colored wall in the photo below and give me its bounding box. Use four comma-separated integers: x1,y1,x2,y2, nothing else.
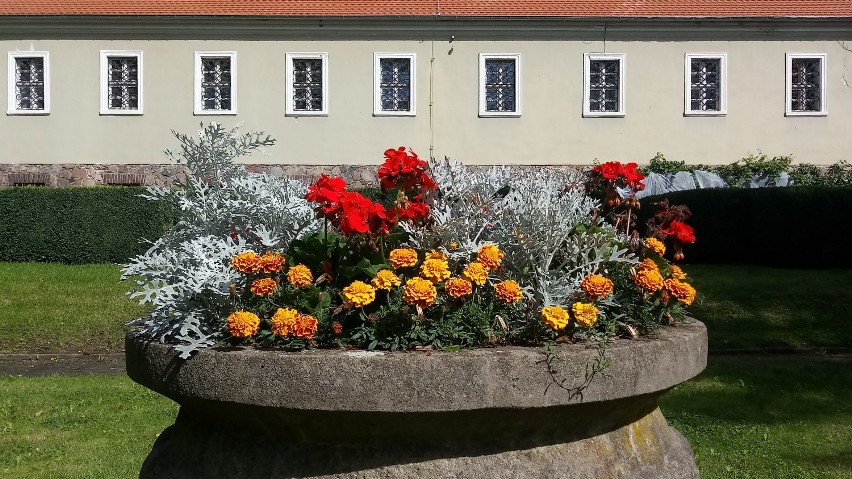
2,38,851,166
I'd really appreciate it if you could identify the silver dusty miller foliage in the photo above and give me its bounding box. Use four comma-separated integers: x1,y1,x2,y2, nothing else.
122,123,319,357
406,158,636,309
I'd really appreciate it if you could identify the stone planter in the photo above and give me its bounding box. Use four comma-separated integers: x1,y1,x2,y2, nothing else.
126,319,707,479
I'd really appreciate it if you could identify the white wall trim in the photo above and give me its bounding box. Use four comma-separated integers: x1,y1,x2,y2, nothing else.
285,52,328,116
583,53,625,118
785,52,827,117
373,52,416,117
7,51,50,115
684,53,727,116
478,53,522,118
194,51,237,115
99,50,143,115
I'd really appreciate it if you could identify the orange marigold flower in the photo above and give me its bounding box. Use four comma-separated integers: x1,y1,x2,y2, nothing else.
426,249,448,261
294,314,318,339
572,302,599,328
372,269,401,290
420,258,451,283
389,248,418,269
494,280,523,303
580,274,614,299
644,237,666,256
634,268,664,293
231,251,261,274
402,277,438,308
271,307,299,337
541,306,570,330
668,265,687,281
637,258,659,271
445,277,473,298
664,279,697,306
462,262,489,286
227,310,260,338
259,252,286,274
287,264,314,288
250,277,278,297
477,244,504,270
342,281,376,308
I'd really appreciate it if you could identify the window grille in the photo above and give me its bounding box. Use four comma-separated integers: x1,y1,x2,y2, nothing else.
107,57,139,110
790,58,821,112
378,58,411,111
689,59,720,112
292,59,323,111
200,57,231,111
588,60,620,113
14,57,45,110
484,59,516,112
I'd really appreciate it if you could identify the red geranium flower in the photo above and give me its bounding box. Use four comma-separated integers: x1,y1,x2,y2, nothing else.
660,221,696,244
592,162,621,180
377,147,435,192
306,174,348,217
621,163,646,191
393,201,430,222
337,191,373,235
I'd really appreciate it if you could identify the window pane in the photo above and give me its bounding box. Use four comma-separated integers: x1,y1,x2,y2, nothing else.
484,59,516,112
14,57,45,110
588,59,619,112
379,58,411,111
200,57,232,111
690,58,721,112
790,58,821,112
292,59,323,111
107,57,139,110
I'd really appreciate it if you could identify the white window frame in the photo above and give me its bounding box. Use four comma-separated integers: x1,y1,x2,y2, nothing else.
100,50,143,115
7,51,50,115
285,52,328,116
194,51,236,115
583,53,625,118
478,53,522,118
373,53,416,117
684,53,727,116
785,53,827,117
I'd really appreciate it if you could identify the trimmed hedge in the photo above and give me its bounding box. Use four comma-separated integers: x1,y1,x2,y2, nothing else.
639,187,852,268
0,186,175,264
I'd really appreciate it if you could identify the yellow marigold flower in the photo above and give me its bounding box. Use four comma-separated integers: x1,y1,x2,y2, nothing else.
445,277,473,298
372,269,402,290
580,274,614,299
426,250,448,261
287,264,314,288
637,258,659,272
389,248,418,269
634,268,664,293
271,307,299,337
231,251,261,274
572,302,599,328
420,258,451,283
644,237,666,256
494,280,523,304
477,244,504,270
342,281,376,308
668,265,687,281
250,277,278,297
462,262,489,286
449,241,459,250
294,314,318,339
227,310,260,338
664,279,697,306
402,277,438,308
259,252,286,274
541,306,570,330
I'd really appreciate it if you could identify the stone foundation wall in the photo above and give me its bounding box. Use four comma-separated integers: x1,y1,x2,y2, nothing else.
0,164,381,188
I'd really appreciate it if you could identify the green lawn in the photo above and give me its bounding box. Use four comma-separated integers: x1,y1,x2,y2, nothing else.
686,265,852,350
0,263,147,353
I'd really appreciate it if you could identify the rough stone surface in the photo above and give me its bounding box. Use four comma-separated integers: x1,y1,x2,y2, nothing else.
127,320,707,479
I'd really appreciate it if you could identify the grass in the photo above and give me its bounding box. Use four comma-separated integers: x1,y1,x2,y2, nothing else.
685,264,852,350
0,263,147,353
661,354,852,479
0,375,177,479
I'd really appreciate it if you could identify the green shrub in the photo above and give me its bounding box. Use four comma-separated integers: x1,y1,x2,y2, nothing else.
639,187,852,268
0,186,175,264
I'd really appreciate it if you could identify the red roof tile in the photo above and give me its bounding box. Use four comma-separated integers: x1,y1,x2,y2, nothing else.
0,0,850,18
